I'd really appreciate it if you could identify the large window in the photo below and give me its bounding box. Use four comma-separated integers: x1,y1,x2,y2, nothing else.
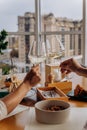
0,0,83,73
40,0,82,58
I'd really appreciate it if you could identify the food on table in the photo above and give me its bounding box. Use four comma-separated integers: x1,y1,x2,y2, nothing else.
4,77,12,87
74,84,87,97
40,90,60,98
4,75,22,92
45,105,65,111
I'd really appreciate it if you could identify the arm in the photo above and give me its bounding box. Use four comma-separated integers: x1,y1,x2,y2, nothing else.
77,66,87,77
1,83,29,113
1,65,41,114
60,58,87,77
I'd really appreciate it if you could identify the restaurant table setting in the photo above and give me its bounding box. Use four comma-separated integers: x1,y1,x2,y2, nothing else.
6,104,29,119
0,71,87,130
25,107,87,130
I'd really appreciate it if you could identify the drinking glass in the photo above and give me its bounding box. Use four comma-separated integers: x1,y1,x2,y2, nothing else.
28,41,46,65
46,39,63,65
28,40,47,85
45,39,72,81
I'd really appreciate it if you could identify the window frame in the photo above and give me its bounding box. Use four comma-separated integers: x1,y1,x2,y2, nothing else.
8,0,85,63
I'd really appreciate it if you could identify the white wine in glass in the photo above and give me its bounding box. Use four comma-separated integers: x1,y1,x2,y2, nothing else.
28,41,46,65
46,39,63,64
29,55,46,65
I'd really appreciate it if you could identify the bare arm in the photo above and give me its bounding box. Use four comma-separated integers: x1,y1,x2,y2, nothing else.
77,66,87,77
1,83,29,113
60,58,87,77
1,65,41,114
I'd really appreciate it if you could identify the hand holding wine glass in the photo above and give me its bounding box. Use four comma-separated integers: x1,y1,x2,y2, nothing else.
60,58,74,81
28,40,46,85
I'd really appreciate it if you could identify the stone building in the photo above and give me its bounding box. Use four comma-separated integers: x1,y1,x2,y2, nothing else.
42,13,82,57
18,12,35,63
18,12,82,64
0,12,82,65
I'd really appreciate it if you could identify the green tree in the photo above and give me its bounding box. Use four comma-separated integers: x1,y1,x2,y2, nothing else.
0,29,8,54
2,65,11,75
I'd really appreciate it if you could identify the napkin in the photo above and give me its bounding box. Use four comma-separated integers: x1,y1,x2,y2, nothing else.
6,104,29,118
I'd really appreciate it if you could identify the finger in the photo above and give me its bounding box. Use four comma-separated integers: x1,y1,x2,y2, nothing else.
36,73,41,79
31,75,41,85
60,68,67,73
32,65,40,72
32,64,39,68
60,59,71,67
66,70,71,74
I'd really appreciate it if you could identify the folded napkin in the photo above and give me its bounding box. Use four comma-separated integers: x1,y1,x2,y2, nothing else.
6,104,29,118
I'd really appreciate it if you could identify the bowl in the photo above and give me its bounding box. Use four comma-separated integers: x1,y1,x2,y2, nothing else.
35,100,70,124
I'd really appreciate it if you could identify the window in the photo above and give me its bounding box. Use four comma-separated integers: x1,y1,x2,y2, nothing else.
78,27,82,54
0,0,83,69
70,28,73,50
61,27,65,47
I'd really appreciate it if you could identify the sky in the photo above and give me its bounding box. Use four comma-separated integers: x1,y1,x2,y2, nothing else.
0,0,82,32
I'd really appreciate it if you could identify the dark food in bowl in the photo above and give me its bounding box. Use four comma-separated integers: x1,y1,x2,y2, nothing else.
45,105,65,111
35,100,70,124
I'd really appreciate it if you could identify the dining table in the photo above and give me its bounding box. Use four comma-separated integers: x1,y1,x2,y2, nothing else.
0,73,87,130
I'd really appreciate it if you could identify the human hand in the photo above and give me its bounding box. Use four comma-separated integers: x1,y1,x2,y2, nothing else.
23,65,41,89
60,58,82,75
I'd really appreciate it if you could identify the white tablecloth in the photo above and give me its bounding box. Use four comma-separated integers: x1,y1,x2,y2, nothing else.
25,107,87,130
6,104,29,118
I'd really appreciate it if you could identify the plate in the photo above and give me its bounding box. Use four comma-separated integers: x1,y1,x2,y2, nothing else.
67,90,87,102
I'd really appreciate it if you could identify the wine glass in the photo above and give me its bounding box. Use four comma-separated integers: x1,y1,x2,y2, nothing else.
45,39,72,81
46,39,63,65
28,40,47,89
45,39,62,81
28,40,46,65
